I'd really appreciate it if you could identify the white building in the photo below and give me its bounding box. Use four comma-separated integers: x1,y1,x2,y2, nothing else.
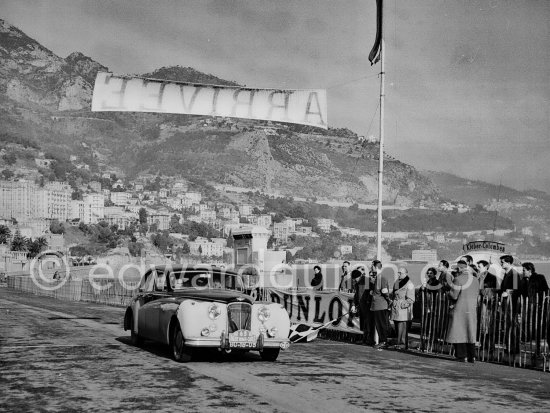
185,192,202,204
295,226,313,236
103,206,136,230
148,212,170,231
273,220,295,240
317,218,335,232
411,249,438,262
200,209,217,222
89,181,101,193
223,223,242,237
250,214,272,228
189,239,224,257
44,182,72,221
35,158,53,168
240,204,253,216
173,180,188,193
110,191,130,206
0,180,44,219
340,245,353,255
83,193,105,223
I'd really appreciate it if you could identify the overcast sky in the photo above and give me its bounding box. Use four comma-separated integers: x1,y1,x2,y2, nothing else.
2,0,549,193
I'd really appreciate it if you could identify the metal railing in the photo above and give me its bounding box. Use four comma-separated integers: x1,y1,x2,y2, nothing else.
419,289,550,371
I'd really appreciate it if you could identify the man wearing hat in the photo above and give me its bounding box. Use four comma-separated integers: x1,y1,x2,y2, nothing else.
370,260,392,349
446,260,480,362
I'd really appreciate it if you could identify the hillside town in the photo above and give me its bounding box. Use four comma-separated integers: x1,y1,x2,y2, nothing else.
0,155,533,275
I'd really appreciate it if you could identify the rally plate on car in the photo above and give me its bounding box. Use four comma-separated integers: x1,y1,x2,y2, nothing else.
228,330,257,348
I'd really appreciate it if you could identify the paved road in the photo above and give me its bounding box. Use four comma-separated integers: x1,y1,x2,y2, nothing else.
1,287,549,413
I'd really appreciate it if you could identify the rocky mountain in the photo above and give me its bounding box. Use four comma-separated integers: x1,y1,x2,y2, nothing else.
422,170,550,206
0,18,436,204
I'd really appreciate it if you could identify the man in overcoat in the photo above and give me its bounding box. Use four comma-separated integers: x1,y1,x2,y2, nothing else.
351,266,375,345
446,261,480,362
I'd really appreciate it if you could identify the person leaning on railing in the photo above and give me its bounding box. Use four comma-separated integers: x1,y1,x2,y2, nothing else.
499,254,524,356
422,267,440,293
477,260,498,353
520,262,549,356
520,262,549,301
311,265,324,291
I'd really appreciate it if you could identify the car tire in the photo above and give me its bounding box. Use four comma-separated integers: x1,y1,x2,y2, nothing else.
129,315,143,346
171,324,192,363
260,348,280,361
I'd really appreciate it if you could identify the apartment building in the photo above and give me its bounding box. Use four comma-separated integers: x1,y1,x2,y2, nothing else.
45,182,72,221
317,218,336,233
239,204,253,216
273,219,295,240
200,209,216,222
148,212,170,231
188,238,224,257
110,191,130,206
0,180,44,218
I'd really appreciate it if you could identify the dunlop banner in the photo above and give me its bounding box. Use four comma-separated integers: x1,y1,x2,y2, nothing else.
267,289,361,334
91,72,327,129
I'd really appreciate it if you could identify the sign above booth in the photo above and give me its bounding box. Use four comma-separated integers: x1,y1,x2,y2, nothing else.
463,240,506,253
92,72,327,129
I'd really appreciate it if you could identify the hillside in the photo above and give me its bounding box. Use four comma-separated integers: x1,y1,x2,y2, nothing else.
0,18,438,205
422,170,550,206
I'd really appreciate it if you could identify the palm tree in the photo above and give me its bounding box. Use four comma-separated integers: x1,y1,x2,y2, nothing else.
10,230,27,252
0,225,11,244
27,236,48,258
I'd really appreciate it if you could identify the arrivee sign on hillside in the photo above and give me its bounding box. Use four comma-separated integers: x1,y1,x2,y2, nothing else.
91,72,327,129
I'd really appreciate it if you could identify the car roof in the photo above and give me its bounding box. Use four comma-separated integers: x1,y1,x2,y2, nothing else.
151,264,239,276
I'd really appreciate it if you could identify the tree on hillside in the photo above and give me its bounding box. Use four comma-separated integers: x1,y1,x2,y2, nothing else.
226,234,234,248
180,243,190,254
285,250,294,264
70,245,93,256
0,225,11,244
128,242,144,257
139,223,149,236
169,214,182,232
11,230,27,252
27,237,48,258
2,152,16,165
151,232,173,252
139,208,148,224
49,220,65,234
1,169,14,180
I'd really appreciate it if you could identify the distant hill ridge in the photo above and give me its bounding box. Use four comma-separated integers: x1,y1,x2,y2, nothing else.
0,18,546,206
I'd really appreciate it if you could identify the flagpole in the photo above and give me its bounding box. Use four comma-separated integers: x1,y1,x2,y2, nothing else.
376,41,385,260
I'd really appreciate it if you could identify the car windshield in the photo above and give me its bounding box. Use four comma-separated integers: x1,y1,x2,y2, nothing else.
167,270,244,292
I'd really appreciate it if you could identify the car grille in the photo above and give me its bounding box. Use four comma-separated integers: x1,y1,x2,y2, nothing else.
227,302,252,333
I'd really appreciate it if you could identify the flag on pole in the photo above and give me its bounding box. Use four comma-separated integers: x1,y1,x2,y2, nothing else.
288,323,325,343
368,0,383,65
288,313,349,343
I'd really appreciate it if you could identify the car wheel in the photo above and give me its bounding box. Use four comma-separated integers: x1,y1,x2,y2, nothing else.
129,315,142,346
171,324,192,363
260,348,280,361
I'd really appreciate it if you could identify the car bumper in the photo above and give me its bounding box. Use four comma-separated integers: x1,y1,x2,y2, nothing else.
184,333,290,350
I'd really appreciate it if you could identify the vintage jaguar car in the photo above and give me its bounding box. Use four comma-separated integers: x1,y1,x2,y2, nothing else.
124,265,290,362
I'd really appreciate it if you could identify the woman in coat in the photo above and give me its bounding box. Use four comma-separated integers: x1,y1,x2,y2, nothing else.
391,267,415,350
311,265,324,291
446,261,480,362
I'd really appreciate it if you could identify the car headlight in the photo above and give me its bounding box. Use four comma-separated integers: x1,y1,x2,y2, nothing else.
258,306,271,322
208,303,221,320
